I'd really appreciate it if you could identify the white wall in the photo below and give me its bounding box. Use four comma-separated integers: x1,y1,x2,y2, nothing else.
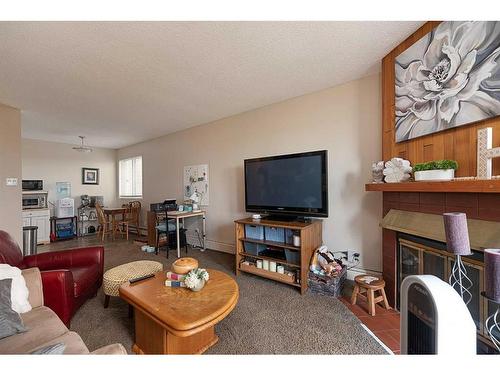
22,139,117,211
0,103,22,244
118,74,382,273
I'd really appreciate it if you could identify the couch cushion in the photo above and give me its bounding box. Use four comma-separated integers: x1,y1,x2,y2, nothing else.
0,279,26,339
71,265,100,298
22,268,43,308
0,306,68,354
31,331,89,354
30,342,66,354
0,230,23,267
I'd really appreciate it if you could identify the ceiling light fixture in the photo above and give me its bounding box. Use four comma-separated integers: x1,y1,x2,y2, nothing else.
72,136,93,153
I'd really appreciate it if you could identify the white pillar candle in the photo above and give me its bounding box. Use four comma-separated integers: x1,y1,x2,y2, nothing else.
256,260,263,269
269,261,277,272
277,265,285,274
262,259,269,271
293,235,301,247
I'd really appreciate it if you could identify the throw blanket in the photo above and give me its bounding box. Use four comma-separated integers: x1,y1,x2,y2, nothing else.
0,264,32,314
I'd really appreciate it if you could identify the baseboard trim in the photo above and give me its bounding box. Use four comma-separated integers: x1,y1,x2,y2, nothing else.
186,234,235,254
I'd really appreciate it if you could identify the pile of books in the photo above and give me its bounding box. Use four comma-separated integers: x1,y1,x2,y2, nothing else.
164,271,187,288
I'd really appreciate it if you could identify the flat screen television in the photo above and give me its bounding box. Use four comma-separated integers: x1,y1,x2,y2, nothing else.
244,150,328,219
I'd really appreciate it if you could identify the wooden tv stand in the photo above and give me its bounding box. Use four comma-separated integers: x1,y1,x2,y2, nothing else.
235,217,322,294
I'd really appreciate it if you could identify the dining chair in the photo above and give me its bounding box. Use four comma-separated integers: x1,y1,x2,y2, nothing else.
128,201,142,236
95,203,113,242
117,205,131,241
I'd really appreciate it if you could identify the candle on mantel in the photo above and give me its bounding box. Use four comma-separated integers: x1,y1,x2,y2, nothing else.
443,213,472,256
484,249,500,302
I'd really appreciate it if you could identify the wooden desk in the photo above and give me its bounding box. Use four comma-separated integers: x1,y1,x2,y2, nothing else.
168,211,206,257
103,207,127,240
119,269,238,354
147,210,206,257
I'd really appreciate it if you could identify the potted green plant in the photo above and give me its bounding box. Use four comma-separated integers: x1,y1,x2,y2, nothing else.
413,160,458,181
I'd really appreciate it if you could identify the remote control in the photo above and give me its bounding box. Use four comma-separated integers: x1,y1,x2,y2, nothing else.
129,274,155,284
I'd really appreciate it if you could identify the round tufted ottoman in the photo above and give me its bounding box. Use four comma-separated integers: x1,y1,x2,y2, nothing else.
103,260,163,307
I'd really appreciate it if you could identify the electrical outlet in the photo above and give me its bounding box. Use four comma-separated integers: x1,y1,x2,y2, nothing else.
344,250,360,263
5,178,17,186
338,251,348,261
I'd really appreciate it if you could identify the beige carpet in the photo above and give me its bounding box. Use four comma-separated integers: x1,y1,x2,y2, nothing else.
42,236,386,354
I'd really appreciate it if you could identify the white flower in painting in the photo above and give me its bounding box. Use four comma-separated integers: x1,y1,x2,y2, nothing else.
395,21,500,142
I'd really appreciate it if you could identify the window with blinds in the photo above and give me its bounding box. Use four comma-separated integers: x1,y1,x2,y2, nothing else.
119,156,143,198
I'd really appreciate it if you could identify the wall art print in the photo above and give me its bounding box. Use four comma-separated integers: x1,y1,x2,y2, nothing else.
395,21,500,143
183,164,209,206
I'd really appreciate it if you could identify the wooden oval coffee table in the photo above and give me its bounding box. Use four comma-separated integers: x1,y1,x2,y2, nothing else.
119,268,238,354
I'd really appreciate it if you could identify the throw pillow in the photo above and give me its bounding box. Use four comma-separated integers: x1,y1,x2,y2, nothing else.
0,278,27,339
30,343,66,355
0,264,32,313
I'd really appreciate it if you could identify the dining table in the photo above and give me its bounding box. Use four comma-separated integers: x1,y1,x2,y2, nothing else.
103,207,127,240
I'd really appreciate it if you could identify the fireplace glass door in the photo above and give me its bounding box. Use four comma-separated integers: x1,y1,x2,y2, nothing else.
400,244,420,282
398,237,494,351
487,301,500,343
423,250,446,281
447,259,484,332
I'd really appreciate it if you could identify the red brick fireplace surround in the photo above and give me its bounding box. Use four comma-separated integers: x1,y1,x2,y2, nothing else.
382,191,500,307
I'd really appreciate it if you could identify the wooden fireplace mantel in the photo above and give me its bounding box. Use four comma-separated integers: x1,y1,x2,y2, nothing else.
365,180,500,193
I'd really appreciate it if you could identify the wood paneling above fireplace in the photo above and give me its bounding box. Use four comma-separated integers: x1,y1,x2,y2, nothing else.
382,192,500,221
382,21,500,177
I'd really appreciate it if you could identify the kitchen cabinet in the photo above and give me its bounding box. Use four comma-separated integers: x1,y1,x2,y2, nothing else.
22,209,50,244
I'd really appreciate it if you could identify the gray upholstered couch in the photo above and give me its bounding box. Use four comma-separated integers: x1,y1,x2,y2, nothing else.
0,268,126,354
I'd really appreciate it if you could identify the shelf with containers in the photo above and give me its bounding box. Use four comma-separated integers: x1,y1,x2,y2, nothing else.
234,217,322,294
77,206,99,236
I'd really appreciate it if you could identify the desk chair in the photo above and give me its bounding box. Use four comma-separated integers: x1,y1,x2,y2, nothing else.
155,208,188,258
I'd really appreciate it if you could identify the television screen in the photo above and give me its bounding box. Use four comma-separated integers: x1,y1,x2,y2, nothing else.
244,150,328,217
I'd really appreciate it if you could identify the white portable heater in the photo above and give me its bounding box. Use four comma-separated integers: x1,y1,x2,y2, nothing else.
56,197,75,218
400,275,476,354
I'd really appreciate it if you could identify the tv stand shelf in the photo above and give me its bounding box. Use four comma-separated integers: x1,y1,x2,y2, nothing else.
235,217,322,294
239,251,301,268
240,237,300,251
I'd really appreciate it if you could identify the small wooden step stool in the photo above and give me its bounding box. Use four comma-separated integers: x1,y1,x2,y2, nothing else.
351,274,390,316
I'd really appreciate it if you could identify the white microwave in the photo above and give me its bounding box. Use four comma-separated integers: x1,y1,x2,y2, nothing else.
22,191,48,209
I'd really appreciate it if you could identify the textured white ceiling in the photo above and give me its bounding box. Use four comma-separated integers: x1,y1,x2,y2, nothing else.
0,21,423,149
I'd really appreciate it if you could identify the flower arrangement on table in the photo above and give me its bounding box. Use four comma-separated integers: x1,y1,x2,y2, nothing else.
184,268,210,291
165,267,209,292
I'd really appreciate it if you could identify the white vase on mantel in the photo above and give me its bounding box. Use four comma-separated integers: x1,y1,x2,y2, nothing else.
414,169,455,182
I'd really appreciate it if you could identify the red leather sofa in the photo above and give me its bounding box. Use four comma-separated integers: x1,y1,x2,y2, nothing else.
0,230,104,327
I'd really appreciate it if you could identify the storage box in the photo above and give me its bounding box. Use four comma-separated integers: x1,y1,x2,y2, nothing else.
307,267,347,297
243,242,266,255
285,249,300,265
264,226,285,243
245,224,264,240
285,228,295,244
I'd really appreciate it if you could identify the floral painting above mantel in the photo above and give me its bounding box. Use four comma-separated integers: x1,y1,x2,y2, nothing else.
395,21,500,143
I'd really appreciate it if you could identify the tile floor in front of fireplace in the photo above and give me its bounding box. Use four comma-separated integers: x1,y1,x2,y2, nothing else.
340,297,401,354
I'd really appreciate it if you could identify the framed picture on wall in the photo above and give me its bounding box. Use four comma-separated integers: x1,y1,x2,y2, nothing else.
82,167,99,185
